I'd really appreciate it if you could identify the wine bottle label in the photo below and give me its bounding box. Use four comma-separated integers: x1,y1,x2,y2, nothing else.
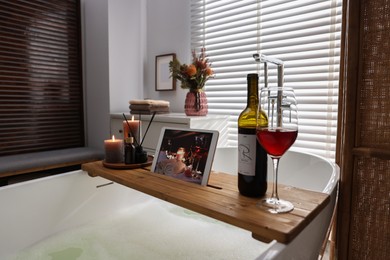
238,133,256,176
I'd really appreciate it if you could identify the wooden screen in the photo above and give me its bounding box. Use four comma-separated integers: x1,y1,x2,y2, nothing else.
336,0,390,259
0,0,84,156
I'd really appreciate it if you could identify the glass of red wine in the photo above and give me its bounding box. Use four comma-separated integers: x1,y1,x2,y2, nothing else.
256,86,298,214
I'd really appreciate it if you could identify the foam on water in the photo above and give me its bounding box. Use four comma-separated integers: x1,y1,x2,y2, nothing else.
11,198,271,260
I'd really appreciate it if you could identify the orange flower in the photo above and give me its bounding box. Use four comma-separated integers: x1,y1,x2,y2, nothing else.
186,64,197,76
169,48,214,90
205,67,213,76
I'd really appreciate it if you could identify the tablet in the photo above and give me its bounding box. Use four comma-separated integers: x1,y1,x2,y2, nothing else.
151,127,219,186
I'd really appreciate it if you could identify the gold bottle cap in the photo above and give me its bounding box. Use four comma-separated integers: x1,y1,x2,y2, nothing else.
125,136,134,143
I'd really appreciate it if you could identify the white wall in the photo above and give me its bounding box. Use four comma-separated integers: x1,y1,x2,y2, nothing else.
108,0,145,113
82,0,110,151
144,0,190,112
82,0,189,151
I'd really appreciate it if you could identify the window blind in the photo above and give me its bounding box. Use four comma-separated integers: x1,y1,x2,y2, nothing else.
0,0,84,156
191,0,342,159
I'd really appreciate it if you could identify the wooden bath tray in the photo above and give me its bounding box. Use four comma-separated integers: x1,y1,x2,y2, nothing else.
82,161,330,244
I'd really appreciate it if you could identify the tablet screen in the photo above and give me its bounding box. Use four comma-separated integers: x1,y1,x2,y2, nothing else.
151,127,219,186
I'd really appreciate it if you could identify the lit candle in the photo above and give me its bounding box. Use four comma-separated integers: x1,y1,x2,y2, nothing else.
176,147,185,161
104,135,124,163
123,115,141,144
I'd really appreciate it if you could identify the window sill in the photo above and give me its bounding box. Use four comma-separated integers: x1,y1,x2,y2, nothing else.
0,147,104,180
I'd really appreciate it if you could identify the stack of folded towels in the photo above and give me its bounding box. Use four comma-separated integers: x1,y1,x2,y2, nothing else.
129,99,170,114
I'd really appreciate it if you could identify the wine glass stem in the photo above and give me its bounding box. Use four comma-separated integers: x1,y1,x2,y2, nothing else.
271,157,280,201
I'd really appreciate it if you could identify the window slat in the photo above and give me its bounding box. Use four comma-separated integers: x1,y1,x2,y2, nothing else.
0,0,84,156
192,0,342,160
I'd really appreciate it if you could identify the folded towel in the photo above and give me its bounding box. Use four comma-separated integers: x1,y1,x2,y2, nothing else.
130,110,169,115
130,104,169,111
129,104,170,111
129,99,170,107
129,100,170,115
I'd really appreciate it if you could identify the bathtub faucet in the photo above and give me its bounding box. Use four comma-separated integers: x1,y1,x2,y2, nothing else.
253,53,288,126
253,53,284,87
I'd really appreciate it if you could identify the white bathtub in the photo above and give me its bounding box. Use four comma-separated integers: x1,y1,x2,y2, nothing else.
0,148,339,260
213,147,339,259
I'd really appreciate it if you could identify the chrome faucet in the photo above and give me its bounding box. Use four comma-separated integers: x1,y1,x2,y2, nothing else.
253,53,284,87
253,53,290,126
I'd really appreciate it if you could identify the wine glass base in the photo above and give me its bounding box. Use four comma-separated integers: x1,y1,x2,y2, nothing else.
257,197,294,214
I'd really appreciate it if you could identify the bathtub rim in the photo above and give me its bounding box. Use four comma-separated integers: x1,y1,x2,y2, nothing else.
212,146,340,194
287,147,340,194
0,169,79,191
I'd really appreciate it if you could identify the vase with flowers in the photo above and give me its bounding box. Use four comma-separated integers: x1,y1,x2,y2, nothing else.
169,48,214,116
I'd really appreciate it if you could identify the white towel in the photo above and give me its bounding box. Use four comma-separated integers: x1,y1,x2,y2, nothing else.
129,104,170,111
129,99,170,107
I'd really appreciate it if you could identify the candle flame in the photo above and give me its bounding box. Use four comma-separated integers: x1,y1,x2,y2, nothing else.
112,135,115,141
131,115,134,121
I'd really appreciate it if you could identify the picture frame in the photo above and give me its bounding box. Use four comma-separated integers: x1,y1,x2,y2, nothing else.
151,127,219,186
155,53,176,91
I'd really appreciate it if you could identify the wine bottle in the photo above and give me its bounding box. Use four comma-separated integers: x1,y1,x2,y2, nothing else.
237,73,268,197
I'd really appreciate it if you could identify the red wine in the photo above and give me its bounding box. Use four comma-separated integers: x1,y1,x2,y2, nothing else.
237,74,268,197
256,128,298,157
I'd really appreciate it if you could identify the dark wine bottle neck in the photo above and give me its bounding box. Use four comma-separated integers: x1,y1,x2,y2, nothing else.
247,74,259,108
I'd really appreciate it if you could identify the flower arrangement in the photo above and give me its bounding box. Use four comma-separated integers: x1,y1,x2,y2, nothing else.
169,48,214,91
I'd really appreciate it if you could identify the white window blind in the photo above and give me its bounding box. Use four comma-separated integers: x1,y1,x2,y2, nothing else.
191,0,342,160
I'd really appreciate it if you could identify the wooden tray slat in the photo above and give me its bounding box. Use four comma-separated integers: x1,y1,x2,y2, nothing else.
81,161,330,244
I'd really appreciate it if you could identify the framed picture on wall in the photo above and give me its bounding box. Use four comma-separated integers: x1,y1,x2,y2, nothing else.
155,53,176,91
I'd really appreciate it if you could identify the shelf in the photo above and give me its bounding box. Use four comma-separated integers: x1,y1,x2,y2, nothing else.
111,112,229,124
81,161,330,244
110,112,229,152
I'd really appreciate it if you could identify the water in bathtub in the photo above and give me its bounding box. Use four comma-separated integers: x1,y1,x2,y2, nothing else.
10,198,271,260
